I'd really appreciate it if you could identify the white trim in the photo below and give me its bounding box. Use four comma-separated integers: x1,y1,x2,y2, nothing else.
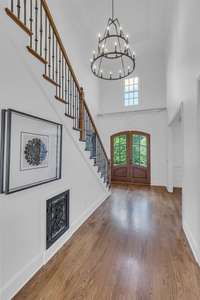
1,254,44,300
98,107,167,117
1,191,110,300
183,221,200,266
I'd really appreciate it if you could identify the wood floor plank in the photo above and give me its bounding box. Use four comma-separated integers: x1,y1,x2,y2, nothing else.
13,185,200,300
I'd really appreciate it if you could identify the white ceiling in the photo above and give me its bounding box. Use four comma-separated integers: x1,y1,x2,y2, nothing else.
59,0,176,57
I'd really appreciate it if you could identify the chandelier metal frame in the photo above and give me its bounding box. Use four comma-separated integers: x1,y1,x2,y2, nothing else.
91,0,136,81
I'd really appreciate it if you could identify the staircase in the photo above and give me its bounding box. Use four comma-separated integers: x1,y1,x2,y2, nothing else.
5,0,110,187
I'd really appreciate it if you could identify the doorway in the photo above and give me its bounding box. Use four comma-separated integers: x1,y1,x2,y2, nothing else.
111,131,151,184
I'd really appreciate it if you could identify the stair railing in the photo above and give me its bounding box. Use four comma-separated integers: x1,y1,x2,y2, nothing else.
5,0,110,186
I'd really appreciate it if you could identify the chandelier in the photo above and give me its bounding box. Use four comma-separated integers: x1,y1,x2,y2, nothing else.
91,0,136,81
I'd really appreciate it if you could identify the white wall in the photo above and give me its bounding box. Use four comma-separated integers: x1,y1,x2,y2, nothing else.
167,0,200,264
0,5,109,300
99,47,166,114
98,110,168,186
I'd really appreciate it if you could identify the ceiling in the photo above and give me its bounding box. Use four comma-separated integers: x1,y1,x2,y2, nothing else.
59,0,176,57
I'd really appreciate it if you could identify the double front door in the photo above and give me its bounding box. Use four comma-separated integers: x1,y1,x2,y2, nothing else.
111,131,150,184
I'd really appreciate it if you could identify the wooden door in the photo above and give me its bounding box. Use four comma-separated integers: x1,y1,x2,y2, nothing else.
111,132,129,182
129,132,150,184
111,131,151,184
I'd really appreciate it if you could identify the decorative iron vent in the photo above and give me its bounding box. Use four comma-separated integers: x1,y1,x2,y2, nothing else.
46,190,69,249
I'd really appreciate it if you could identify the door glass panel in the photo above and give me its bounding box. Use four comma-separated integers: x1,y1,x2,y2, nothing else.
113,135,127,166
132,134,148,167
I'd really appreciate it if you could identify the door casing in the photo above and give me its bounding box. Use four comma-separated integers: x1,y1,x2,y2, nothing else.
111,131,151,185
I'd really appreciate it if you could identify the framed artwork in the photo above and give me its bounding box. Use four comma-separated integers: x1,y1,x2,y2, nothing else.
46,190,70,249
0,109,62,194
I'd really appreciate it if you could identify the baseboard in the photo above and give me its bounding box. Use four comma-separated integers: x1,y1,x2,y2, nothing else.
183,220,200,267
1,254,44,300
1,191,110,300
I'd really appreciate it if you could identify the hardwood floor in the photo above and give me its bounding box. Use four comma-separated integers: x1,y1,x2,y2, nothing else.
14,185,200,300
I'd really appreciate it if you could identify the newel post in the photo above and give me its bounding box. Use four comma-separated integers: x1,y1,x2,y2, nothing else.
79,87,85,141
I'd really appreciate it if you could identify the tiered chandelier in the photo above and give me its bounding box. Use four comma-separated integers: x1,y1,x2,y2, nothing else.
91,0,136,81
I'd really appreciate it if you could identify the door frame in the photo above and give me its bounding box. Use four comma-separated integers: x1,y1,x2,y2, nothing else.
111,131,151,185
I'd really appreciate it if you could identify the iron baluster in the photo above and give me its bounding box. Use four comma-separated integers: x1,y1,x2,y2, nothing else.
39,0,43,57
52,33,55,81
48,23,51,78
59,49,61,98
62,55,64,99
55,41,58,96
30,0,33,48
67,68,70,115
44,14,47,74
35,0,38,52
17,0,21,20
11,0,14,12
24,0,27,25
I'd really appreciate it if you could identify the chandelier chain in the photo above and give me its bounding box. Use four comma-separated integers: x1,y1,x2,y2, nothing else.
112,0,114,19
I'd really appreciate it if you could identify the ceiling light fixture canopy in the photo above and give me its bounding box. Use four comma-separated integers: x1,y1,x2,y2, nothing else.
91,0,136,81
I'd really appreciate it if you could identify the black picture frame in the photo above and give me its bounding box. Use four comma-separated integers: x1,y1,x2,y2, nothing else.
0,109,63,194
46,190,70,249
0,110,6,193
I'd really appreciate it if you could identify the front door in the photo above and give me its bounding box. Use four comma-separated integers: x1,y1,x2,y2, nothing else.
111,131,150,184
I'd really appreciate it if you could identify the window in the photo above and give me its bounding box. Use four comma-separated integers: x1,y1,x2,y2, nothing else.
124,77,139,106
113,135,127,166
132,134,147,167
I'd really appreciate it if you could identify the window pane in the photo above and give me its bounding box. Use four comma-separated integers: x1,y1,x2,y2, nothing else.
125,86,129,92
113,135,127,166
133,145,140,165
129,78,134,85
140,136,147,146
133,135,140,144
124,77,139,106
132,134,148,167
140,145,147,167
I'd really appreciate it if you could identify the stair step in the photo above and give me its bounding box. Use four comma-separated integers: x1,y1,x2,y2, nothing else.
27,46,47,64
5,8,33,37
55,96,67,104
73,127,81,132
64,113,75,119
43,74,60,87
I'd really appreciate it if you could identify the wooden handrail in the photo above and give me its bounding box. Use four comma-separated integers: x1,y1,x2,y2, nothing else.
6,0,110,185
41,0,81,93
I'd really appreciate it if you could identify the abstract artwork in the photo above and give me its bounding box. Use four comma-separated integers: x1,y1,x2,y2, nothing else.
20,132,49,170
46,190,70,249
0,109,62,194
